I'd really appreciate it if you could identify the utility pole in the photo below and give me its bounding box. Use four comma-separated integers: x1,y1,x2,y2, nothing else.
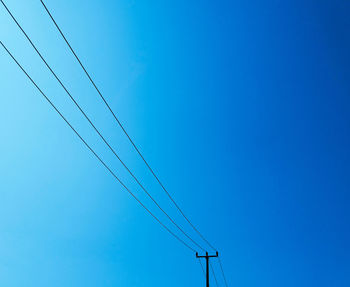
196,251,218,287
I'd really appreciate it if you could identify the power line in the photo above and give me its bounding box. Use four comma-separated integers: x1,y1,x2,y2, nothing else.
210,261,219,287
39,0,217,252
198,258,205,276
218,256,228,287
0,0,205,253
0,40,197,254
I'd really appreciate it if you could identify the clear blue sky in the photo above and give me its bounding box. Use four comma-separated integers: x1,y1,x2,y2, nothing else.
0,0,349,286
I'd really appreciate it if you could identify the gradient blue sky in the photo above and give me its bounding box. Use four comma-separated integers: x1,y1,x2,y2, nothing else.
0,1,349,286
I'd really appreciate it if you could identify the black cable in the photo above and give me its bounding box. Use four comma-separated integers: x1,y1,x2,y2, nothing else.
198,258,205,276
39,0,217,252
0,0,205,253
0,40,197,254
218,256,228,287
210,261,219,287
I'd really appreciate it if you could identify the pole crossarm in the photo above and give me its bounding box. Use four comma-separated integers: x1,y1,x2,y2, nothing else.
196,251,219,258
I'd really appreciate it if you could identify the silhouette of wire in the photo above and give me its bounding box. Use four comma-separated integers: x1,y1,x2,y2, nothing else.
39,0,216,252
0,0,205,253
0,40,198,254
218,256,228,287
198,258,205,276
210,261,219,287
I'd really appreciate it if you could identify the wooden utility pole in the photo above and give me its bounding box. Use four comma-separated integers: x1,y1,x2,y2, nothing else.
196,251,218,287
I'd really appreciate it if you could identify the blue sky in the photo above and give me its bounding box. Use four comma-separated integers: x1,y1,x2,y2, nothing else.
0,0,349,286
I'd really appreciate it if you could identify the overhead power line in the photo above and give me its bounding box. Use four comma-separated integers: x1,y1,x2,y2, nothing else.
198,258,205,276
218,256,228,287
0,40,197,254
0,0,205,253
39,0,216,252
210,261,219,287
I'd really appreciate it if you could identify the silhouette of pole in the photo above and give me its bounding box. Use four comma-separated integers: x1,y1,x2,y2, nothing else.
196,251,218,287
